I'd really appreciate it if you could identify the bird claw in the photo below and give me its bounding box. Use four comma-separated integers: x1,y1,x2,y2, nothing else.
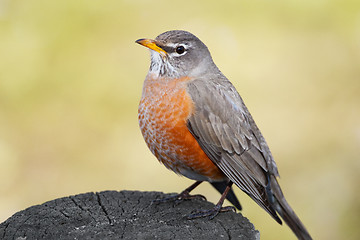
187,206,236,220
175,194,207,204
152,192,207,205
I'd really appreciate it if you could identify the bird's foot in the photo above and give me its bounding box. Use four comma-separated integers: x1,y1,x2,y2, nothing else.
152,190,206,205
187,205,236,220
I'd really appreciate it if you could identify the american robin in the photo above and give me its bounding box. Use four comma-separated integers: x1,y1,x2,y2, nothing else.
136,30,312,240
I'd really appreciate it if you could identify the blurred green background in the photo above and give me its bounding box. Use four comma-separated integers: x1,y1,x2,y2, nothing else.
1,0,359,239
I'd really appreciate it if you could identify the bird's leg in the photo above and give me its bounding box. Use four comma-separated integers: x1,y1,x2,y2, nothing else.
152,181,206,205
187,181,236,220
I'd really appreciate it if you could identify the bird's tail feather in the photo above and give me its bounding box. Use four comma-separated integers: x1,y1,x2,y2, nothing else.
269,175,312,240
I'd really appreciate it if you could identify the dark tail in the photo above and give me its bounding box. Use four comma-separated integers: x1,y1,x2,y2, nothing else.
269,175,312,240
211,181,242,210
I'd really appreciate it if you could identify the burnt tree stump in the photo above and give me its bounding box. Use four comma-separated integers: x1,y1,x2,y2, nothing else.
0,191,259,239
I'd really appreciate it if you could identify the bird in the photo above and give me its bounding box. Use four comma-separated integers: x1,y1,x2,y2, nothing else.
136,30,312,240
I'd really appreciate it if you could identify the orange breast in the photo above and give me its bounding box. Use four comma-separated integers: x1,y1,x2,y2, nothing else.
138,74,225,181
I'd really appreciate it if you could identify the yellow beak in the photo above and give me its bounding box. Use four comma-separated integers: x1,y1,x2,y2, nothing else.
136,38,167,55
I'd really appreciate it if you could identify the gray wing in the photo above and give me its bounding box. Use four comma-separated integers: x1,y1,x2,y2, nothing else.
186,77,281,222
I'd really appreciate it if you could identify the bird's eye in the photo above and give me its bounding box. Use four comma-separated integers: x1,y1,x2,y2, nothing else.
175,46,185,54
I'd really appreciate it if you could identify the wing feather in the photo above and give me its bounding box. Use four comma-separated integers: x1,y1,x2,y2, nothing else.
186,77,281,222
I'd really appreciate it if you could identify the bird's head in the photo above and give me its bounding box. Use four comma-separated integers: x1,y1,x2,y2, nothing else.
136,30,216,79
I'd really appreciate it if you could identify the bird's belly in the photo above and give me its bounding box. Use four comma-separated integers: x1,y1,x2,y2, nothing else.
138,80,225,181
